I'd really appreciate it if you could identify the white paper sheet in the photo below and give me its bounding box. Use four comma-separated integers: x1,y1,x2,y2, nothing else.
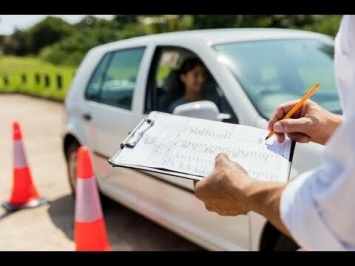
110,112,294,182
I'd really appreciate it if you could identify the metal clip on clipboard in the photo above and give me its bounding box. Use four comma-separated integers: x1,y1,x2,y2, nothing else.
120,119,155,149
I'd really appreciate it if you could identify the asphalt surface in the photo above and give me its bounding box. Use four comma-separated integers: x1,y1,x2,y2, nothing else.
0,94,205,251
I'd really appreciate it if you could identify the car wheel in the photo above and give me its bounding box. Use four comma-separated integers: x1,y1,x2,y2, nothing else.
259,222,300,251
65,141,80,196
273,233,300,251
64,140,110,206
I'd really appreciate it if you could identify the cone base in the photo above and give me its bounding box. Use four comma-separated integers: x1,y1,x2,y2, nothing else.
2,197,48,212
75,219,111,251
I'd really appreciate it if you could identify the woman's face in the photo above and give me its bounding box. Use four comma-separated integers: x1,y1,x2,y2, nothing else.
180,64,206,94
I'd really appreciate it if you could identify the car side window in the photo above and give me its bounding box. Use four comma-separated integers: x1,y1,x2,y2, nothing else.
149,47,238,123
86,53,112,101
86,47,145,110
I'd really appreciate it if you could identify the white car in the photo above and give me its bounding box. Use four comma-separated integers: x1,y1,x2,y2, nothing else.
62,28,340,251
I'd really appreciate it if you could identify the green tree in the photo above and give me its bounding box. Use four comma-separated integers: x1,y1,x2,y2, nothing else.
75,15,117,31
301,15,342,37
113,15,139,30
232,15,316,28
3,29,31,56
192,15,237,29
39,16,124,66
27,16,74,54
140,15,193,34
190,15,341,37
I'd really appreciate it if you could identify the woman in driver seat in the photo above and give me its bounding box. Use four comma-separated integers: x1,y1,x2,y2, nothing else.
168,57,208,113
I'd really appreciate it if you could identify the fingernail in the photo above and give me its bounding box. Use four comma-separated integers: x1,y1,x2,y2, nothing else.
273,122,284,132
299,136,310,143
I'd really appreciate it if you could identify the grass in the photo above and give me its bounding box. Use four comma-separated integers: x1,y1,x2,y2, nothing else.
0,56,77,101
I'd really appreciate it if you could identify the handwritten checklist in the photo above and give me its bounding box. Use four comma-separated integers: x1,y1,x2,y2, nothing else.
110,112,294,182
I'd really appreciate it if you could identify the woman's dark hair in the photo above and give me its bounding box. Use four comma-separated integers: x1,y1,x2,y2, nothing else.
170,57,206,98
178,57,206,75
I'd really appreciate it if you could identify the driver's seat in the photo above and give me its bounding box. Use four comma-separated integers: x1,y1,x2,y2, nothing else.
158,69,181,113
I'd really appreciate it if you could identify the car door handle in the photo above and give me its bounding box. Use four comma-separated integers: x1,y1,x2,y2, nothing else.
82,113,92,121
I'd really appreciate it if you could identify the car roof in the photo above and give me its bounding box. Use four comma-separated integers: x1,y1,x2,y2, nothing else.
93,28,334,52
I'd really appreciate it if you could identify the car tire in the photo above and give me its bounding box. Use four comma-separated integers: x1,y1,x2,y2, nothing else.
259,222,300,251
64,140,110,206
65,141,80,196
273,233,300,251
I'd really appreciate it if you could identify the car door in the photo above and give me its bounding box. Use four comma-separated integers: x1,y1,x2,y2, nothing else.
142,45,251,250
84,47,147,161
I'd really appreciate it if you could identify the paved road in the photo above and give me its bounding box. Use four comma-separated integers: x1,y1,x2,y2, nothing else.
0,94,205,251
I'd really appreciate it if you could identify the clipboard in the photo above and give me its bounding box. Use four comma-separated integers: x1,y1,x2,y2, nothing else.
108,111,296,182
109,114,203,180
119,118,155,149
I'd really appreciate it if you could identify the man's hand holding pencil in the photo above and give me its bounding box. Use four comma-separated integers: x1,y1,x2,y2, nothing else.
267,83,342,145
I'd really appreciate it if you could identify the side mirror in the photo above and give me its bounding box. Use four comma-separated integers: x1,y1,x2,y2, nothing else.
172,100,231,121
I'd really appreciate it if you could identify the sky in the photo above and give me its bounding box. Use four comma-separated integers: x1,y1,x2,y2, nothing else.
0,15,115,35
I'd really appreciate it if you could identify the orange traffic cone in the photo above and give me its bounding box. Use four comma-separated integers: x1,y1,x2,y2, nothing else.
74,146,111,251
2,121,47,212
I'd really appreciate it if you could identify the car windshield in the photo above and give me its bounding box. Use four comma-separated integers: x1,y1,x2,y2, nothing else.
213,38,341,119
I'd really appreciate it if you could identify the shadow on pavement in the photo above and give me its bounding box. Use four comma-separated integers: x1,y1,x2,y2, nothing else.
47,195,75,241
47,194,205,251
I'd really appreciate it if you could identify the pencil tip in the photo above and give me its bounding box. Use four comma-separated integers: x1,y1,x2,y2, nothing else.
265,136,269,141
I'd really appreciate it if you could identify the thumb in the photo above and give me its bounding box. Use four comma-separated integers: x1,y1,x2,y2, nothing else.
215,153,229,167
274,117,312,135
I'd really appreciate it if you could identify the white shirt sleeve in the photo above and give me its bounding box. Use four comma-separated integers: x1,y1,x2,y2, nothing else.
280,15,355,251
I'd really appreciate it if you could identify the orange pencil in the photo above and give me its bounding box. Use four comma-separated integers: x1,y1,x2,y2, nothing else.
265,83,320,140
